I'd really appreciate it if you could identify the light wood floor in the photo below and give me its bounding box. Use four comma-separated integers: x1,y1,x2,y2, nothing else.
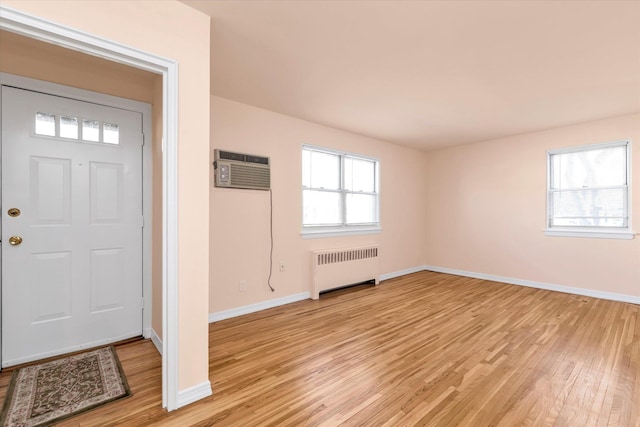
1,271,638,426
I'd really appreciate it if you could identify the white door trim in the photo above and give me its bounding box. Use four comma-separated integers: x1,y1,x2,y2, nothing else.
0,6,180,411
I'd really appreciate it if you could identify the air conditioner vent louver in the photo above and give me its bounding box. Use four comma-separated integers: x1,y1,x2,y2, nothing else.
229,163,270,189
218,150,269,165
214,149,270,190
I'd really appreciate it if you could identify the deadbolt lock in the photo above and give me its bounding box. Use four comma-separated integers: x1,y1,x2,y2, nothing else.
8,208,21,217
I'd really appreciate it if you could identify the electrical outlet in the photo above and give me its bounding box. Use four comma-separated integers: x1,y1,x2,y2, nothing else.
279,263,286,272
239,280,247,292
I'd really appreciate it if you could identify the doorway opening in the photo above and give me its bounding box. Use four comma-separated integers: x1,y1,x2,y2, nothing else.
0,8,180,409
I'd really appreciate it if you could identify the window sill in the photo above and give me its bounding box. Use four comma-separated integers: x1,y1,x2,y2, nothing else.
301,226,382,239
544,229,636,240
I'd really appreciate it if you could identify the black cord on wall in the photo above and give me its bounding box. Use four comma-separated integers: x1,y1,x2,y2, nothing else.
267,188,275,292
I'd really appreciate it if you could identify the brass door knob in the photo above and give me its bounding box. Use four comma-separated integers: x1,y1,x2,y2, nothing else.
9,236,23,246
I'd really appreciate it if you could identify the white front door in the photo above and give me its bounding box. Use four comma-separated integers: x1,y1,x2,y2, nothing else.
1,86,143,367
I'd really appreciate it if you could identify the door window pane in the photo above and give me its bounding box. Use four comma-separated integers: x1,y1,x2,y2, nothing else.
35,112,56,136
82,119,100,142
103,123,119,145
60,116,78,139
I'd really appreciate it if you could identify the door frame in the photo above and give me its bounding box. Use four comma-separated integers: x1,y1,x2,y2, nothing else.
0,6,180,410
0,72,152,363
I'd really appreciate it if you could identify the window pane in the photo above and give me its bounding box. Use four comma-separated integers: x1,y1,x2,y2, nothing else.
302,149,311,187
82,119,100,142
550,145,626,189
551,187,626,227
346,193,377,224
345,157,375,192
103,123,119,144
35,112,56,136
309,151,340,189
60,116,78,139
303,190,341,225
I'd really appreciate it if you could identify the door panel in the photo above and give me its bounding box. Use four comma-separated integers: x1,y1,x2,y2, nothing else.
30,156,71,224
90,248,124,313
30,251,72,322
1,86,143,367
90,162,124,223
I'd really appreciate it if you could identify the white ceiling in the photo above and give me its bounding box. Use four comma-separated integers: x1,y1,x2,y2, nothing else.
182,1,640,151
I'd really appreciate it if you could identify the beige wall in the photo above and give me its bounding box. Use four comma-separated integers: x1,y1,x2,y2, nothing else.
3,0,211,391
210,96,428,313
211,98,639,315
0,30,157,104
424,113,640,297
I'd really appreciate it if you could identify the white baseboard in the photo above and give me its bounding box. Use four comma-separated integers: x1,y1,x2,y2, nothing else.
424,265,640,305
379,266,426,282
208,268,425,322
209,292,311,323
177,381,212,408
149,328,162,355
209,266,638,325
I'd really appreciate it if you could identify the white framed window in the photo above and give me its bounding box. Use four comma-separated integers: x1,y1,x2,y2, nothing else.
545,139,633,239
302,145,380,238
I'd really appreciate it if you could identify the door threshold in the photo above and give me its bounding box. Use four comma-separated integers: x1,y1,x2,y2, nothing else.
1,336,144,373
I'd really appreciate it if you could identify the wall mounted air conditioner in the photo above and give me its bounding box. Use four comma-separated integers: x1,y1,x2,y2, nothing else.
213,149,271,190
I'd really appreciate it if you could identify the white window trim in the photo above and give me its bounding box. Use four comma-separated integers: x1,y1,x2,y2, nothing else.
302,225,383,239
545,139,634,240
301,144,380,237
544,229,635,240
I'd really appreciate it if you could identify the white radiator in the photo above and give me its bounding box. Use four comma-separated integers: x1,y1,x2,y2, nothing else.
311,245,380,299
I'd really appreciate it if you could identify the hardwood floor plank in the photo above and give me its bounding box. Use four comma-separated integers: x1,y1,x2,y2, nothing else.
0,271,638,426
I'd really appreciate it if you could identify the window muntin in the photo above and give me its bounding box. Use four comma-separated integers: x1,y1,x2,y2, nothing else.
547,140,630,231
302,145,379,233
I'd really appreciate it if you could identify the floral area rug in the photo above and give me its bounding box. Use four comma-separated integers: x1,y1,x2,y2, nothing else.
0,346,130,426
